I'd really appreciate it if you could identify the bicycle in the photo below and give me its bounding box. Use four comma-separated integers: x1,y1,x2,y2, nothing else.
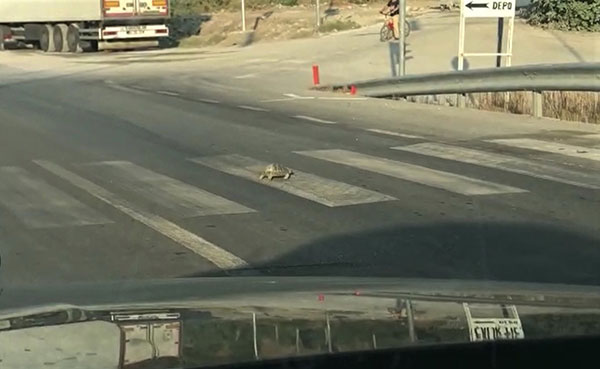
379,14,411,42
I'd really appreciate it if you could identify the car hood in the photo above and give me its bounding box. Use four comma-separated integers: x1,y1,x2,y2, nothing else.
1,277,600,369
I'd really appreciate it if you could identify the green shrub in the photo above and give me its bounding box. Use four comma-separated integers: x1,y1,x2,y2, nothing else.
525,0,600,31
279,0,298,6
171,0,300,14
318,19,360,33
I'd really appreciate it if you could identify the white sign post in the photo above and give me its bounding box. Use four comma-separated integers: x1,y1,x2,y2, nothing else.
458,0,516,69
457,0,515,107
463,0,516,18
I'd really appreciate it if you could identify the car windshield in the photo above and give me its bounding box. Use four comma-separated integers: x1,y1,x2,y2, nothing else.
0,0,599,367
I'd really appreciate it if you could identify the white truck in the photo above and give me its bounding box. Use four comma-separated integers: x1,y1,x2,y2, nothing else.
0,0,170,52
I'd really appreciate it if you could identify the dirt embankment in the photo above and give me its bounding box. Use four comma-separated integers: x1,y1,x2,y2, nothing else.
170,0,440,47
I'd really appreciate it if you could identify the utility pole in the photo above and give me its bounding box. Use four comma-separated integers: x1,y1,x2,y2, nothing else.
241,0,246,31
398,0,406,76
315,0,321,29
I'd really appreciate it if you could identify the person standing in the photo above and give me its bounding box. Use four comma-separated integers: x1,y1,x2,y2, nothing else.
380,0,400,40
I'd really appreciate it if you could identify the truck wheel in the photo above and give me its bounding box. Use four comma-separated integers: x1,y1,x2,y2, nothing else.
89,40,99,52
0,26,10,51
39,24,56,52
67,24,82,53
53,24,69,52
0,27,5,51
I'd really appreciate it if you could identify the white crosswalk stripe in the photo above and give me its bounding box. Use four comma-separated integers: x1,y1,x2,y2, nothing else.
189,154,395,207
582,133,600,140
82,161,254,217
393,143,600,189
296,149,526,196
34,160,247,269
487,138,600,162
0,166,112,229
581,134,600,147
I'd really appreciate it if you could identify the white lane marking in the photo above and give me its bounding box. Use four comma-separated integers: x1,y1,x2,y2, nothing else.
366,129,425,139
260,98,297,103
487,138,600,162
198,98,220,104
317,97,369,101
293,115,336,124
283,93,315,100
105,82,150,95
247,58,280,63
393,143,600,189
234,73,257,79
199,79,248,92
189,155,395,207
283,60,307,64
237,105,269,112
34,160,247,269
156,90,180,97
0,167,112,229
296,149,527,196
82,161,255,217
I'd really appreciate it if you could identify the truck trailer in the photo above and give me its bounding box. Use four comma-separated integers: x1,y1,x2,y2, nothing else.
0,0,170,52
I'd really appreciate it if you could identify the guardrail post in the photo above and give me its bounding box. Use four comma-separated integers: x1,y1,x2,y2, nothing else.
532,90,543,118
406,299,417,342
457,93,466,108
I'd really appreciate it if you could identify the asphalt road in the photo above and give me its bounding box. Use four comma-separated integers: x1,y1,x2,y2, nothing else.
0,69,599,287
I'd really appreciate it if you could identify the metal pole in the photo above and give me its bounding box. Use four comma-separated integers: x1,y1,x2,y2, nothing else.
458,0,466,71
506,16,515,67
532,90,543,118
496,18,504,68
241,0,246,32
252,313,259,359
295,328,300,354
457,0,466,107
275,324,279,344
372,333,377,349
326,312,332,353
406,300,417,343
316,0,321,29
398,0,406,76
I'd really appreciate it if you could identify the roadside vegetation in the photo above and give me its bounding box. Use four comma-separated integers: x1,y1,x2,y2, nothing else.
168,0,394,47
471,91,599,124
318,18,361,32
525,0,600,31
407,92,600,124
171,0,302,15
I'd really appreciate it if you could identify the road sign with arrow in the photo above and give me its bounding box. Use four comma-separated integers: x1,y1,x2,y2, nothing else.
462,0,516,18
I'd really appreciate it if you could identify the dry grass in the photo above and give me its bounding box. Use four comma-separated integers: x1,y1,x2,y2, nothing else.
469,91,600,124
405,91,600,124
318,18,361,33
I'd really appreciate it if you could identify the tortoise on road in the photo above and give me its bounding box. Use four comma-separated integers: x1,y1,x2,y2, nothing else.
259,163,293,180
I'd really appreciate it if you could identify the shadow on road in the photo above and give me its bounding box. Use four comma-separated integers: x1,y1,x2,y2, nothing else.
187,221,600,286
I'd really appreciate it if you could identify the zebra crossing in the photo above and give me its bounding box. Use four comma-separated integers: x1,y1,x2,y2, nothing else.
294,149,526,196
189,154,395,207
0,135,598,268
392,143,600,190
486,138,600,162
81,160,255,217
0,166,111,229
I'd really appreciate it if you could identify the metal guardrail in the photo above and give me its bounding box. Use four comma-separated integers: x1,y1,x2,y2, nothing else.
329,63,600,118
